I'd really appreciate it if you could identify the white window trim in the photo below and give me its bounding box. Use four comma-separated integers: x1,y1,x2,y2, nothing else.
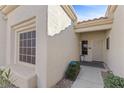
12,17,36,68
16,29,36,68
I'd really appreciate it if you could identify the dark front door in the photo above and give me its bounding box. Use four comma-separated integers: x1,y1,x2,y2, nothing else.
81,40,88,55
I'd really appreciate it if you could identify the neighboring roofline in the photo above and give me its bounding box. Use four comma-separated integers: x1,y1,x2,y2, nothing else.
75,17,113,29
105,5,118,17
75,5,117,29
0,5,19,15
61,5,77,22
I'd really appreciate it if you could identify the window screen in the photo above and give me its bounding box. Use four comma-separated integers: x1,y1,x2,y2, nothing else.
19,31,36,64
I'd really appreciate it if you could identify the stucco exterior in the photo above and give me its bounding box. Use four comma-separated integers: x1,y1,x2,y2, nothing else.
47,5,80,87
0,12,6,66
6,5,48,87
75,6,124,80
0,5,79,88
1,5,124,88
104,6,124,78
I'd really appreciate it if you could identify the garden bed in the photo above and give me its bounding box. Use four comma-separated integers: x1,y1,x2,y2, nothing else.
54,61,80,88
53,78,74,88
101,71,124,88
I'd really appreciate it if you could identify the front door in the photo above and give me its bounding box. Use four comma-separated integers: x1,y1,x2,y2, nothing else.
92,40,103,61
81,39,103,62
81,40,92,61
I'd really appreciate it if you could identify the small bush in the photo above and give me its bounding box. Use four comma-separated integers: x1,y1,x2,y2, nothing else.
0,68,14,88
104,73,124,88
65,61,80,81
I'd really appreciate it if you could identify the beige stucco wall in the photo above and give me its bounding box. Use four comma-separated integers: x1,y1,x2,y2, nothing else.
6,5,47,87
0,12,6,66
104,6,124,78
47,6,80,87
5,5,79,88
79,31,105,62
3,5,124,87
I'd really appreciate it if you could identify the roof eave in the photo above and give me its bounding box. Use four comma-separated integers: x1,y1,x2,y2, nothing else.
0,5,19,15
75,17,113,29
61,5,77,23
105,5,118,18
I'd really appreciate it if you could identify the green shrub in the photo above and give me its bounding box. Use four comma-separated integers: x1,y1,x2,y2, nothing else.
0,68,14,88
65,61,80,81
104,73,124,88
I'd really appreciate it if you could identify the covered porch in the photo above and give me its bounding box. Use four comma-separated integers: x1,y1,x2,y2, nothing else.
74,17,113,64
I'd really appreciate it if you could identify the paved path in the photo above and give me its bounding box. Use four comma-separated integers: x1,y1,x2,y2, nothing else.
71,65,105,88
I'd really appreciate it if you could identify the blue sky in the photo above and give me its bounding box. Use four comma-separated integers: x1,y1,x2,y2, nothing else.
72,5,108,21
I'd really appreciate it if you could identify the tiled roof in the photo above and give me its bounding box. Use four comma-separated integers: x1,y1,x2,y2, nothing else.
77,17,108,24
75,16,113,29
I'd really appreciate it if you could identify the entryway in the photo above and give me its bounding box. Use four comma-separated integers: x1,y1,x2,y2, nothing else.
80,31,105,62
80,39,103,62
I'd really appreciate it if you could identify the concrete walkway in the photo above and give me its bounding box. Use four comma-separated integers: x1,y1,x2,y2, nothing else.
71,65,105,88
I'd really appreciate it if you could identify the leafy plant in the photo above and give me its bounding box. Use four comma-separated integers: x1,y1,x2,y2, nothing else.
0,68,14,88
65,61,80,81
104,73,124,88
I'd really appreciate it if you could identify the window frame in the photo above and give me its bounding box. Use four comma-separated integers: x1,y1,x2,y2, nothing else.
16,28,36,67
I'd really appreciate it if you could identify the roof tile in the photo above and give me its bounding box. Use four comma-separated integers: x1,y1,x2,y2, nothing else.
77,17,108,24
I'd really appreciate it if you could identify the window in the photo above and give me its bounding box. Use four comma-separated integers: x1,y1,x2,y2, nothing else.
81,40,88,55
106,37,110,50
19,31,36,64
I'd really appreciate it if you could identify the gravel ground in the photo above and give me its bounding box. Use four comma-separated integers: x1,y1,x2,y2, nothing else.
53,78,74,88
